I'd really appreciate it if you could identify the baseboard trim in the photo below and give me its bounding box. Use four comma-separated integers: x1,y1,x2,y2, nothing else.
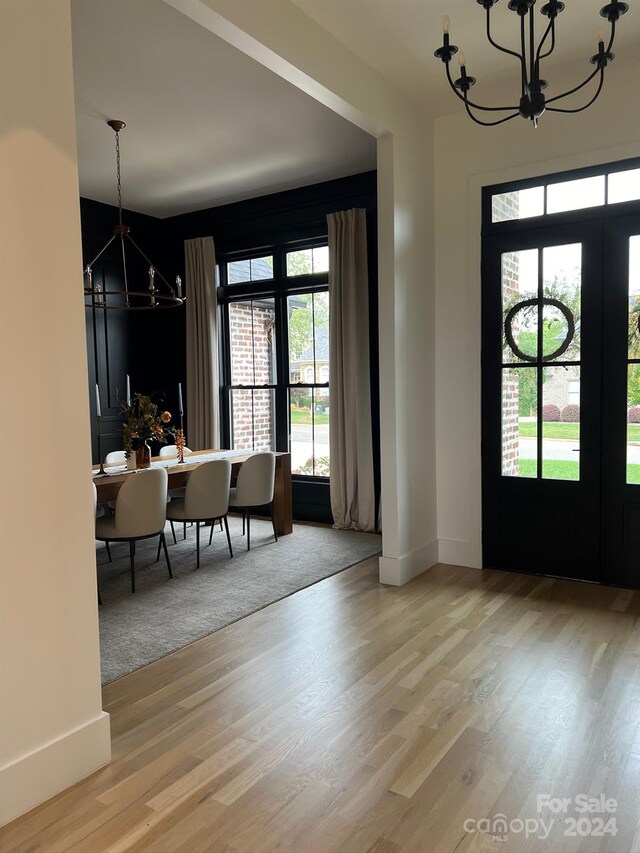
379,539,439,586
0,711,111,827
438,538,482,569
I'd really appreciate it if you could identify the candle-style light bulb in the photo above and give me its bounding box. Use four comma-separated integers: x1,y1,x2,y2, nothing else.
459,52,466,69
443,15,450,34
149,266,156,306
597,28,604,46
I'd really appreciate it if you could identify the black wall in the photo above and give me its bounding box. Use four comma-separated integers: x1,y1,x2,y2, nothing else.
83,171,379,523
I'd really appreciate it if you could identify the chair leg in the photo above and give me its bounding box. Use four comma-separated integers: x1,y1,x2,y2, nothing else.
219,518,224,532
224,515,233,558
105,541,112,562
170,520,177,545
247,512,251,551
184,522,187,540
196,522,201,569
161,533,173,578
97,584,102,606
271,502,278,542
242,513,245,535
209,520,215,546
129,540,136,593
156,537,162,563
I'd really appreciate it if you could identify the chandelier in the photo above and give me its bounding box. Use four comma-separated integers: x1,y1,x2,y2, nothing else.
434,0,628,128
84,120,184,310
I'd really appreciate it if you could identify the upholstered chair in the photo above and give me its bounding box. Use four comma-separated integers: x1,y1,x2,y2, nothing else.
165,460,232,568
228,452,277,551
95,467,171,593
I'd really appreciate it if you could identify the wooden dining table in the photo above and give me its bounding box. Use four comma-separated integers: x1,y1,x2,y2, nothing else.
93,450,293,535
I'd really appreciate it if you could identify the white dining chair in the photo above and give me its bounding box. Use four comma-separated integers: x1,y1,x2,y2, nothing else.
165,459,232,568
104,450,127,465
93,482,106,604
95,467,171,593
158,444,192,459
228,452,277,551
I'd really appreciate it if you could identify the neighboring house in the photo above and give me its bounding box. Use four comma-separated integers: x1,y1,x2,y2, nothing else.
543,368,580,409
289,324,330,410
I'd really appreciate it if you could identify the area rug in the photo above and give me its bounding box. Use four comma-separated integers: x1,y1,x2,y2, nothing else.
97,517,381,684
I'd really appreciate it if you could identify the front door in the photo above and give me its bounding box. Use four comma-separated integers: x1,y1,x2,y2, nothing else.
482,222,604,582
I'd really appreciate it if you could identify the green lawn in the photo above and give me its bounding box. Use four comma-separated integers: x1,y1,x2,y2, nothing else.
520,422,640,442
290,409,329,425
518,458,640,484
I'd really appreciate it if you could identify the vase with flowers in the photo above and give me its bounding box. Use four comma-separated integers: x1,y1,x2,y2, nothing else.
122,393,173,469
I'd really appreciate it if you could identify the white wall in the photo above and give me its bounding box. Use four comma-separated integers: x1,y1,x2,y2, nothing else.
0,0,110,826
434,89,640,569
166,0,439,584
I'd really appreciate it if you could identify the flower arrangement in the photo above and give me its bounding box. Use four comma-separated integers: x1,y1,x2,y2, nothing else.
122,393,173,457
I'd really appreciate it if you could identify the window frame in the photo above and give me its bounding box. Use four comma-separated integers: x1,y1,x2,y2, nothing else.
218,238,330,481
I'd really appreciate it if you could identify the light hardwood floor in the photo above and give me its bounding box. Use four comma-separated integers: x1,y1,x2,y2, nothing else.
3,559,640,852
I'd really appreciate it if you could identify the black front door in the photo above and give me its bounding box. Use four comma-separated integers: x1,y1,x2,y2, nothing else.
482,221,604,582
602,214,640,587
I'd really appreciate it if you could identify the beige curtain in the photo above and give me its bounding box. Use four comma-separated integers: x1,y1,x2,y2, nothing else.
185,237,219,450
327,209,376,532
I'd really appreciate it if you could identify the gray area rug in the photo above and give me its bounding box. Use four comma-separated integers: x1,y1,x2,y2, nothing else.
98,517,381,684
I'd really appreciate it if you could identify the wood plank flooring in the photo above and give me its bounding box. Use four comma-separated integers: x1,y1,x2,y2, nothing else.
3,559,640,852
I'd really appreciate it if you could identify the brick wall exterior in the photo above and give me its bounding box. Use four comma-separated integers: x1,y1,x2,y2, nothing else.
229,302,275,451
497,192,521,476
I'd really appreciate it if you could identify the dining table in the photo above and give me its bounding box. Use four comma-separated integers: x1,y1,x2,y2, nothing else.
93,449,293,535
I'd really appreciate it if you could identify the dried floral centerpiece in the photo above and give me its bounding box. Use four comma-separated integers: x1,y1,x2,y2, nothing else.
122,393,173,469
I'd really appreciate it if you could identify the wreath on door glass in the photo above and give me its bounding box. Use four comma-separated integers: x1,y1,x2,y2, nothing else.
504,297,575,363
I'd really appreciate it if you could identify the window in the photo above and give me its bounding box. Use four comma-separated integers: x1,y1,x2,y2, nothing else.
288,291,330,476
220,243,330,477
227,255,273,284
567,380,580,405
490,158,640,223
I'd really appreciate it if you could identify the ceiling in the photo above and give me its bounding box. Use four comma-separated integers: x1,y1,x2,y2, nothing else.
71,0,376,218
72,0,639,217
293,0,640,116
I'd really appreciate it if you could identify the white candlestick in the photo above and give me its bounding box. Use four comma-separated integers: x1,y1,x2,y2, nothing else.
176,275,182,299
96,383,102,418
178,382,183,414
126,374,131,406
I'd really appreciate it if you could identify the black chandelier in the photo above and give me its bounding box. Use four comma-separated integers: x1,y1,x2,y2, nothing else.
434,0,629,127
83,120,184,310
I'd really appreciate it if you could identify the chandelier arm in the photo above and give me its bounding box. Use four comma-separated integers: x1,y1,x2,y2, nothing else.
606,19,616,54
125,234,176,295
445,63,518,112
529,8,536,90
535,18,554,73
520,14,529,97
120,235,130,308
545,64,601,105
86,233,118,269
546,68,605,114
485,8,522,61
463,96,520,127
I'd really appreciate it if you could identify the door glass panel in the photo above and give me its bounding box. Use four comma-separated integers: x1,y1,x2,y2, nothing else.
492,186,544,223
627,364,640,484
542,243,581,362
609,169,640,205
502,367,536,477
546,175,605,214
502,249,538,364
628,236,640,359
542,366,580,481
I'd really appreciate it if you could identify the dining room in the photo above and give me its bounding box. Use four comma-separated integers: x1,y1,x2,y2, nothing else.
76,0,382,684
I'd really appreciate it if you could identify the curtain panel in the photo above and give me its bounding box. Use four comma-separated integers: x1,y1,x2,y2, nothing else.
327,209,376,532
185,236,219,450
